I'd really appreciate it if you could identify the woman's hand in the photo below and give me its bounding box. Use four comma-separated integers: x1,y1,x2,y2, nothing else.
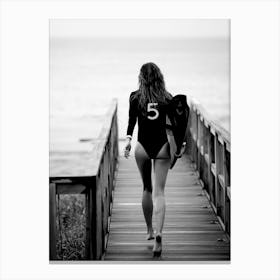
124,138,132,158
175,142,186,158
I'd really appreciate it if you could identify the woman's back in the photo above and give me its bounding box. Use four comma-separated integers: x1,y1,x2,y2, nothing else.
127,90,172,159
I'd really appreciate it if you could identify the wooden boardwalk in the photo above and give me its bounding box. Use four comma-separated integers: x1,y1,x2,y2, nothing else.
104,155,230,262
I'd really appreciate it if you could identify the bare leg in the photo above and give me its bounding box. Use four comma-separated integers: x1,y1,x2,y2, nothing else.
153,143,171,255
153,157,170,235
135,142,154,239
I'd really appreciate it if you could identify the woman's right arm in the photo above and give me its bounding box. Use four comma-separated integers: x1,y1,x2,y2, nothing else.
126,92,137,138
124,93,137,158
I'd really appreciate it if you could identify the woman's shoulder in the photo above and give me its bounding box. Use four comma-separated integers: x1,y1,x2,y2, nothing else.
129,90,141,105
165,91,173,101
129,90,139,99
129,91,140,110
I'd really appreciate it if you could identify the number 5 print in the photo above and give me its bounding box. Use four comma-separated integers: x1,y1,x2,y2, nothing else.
147,103,159,120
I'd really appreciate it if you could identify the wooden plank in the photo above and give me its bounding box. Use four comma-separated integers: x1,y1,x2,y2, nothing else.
106,247,230,254
109,225,222,232
104,255,230,261
88,184,95,259
56,184,87,194
107,233,228,243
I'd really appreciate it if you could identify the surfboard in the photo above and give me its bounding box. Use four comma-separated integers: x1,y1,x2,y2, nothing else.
166,94,189,169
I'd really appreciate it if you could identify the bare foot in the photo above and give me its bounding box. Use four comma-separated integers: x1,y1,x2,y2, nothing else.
153,234,162,257
146,228,154,240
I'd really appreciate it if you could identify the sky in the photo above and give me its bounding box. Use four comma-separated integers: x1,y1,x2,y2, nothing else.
50,19,229,38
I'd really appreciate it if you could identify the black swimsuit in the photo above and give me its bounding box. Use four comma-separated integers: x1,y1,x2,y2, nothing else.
126,91,172,159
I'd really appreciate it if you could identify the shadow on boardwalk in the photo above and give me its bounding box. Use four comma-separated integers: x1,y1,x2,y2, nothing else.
104,155,230,262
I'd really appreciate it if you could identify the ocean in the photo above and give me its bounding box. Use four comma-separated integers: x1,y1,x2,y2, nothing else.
50,37,230,152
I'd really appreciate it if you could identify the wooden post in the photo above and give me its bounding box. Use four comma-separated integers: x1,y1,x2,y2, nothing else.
203,123,210,193
197,113,202,176
49,183,57,260
209,130,216,206
94,170,101,259
85,186,90,259
194,108,198,166
213,133,219,213
200,117,208,189
215,134,226,222
85,182,96,260
190,106,197,164
224,146,231,234
89,181,96,259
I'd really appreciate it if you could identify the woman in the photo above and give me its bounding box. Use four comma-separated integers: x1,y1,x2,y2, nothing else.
124,62,172,257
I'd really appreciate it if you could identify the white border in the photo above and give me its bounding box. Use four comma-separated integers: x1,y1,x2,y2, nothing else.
1,1,279,280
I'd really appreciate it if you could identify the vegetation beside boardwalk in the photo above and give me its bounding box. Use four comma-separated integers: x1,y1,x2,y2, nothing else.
56,194,86,260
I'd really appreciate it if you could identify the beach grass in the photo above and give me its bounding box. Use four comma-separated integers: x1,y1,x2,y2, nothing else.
56,194,86,260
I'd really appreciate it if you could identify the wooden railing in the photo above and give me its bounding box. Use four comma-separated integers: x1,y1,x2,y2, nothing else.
186,97,231,235
49,99,119,260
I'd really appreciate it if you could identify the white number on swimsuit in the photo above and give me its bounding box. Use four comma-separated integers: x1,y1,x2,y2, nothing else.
147,103,159,120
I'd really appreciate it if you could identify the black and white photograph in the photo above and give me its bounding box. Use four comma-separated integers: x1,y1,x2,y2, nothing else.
1,0,280,279
49,19,231,262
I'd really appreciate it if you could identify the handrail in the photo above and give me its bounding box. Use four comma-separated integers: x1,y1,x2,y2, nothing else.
49,99,119,260
186,96,231,235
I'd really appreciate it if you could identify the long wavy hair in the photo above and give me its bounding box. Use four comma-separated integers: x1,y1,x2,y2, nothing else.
136,62,171,114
